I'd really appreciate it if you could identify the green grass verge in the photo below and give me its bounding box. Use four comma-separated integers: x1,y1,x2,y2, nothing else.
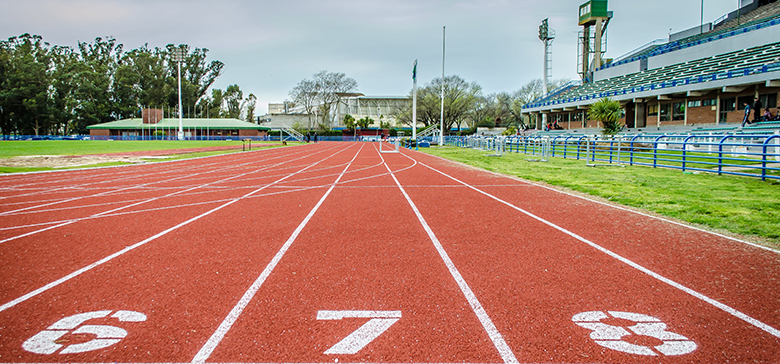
0,140,294,173
423,146,780,249
0,140,283,158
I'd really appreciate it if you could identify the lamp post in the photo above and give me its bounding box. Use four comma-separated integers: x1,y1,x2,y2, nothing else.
440,26,445,147
172,48,185,140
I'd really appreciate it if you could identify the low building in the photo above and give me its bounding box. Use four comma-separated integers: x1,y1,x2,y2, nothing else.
261,94,410,130
87,114,270,139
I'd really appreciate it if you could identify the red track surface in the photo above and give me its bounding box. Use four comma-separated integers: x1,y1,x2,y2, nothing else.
0,142,778,364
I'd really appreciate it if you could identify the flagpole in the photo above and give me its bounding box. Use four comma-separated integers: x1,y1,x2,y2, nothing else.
440,26,445,147
412,59,418,150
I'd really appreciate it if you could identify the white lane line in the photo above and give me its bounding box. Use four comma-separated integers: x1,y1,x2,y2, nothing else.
0,145,353,314
0,146,337,245
191,144,365,364
0,143,324,213
382,162,519,364
420,161,780,340
422,152,779,254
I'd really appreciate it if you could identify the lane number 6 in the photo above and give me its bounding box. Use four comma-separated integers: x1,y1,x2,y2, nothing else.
23,310,146,355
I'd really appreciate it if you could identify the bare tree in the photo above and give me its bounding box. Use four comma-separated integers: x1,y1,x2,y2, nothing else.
313,71,358,128
395,75,481,134
289,71,358,129
289,78,319,128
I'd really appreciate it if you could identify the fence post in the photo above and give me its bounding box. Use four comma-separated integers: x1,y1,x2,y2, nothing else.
775,131,780,162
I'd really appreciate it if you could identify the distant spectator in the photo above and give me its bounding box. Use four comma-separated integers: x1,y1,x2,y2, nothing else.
313,132,318,143
741,102,751,127
753,97,763,123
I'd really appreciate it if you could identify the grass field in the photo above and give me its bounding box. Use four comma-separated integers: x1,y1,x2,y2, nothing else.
0,140,291,173
0,140,263,157
423,146,780,249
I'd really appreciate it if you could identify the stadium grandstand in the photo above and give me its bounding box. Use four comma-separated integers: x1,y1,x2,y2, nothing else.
522,0,780,134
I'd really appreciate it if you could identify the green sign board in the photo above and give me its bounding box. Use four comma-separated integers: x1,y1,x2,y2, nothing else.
579,0,608,25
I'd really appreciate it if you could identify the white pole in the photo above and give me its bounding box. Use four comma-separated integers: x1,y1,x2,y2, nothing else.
177,54,184,140
412,59,418,149
440,26,445,146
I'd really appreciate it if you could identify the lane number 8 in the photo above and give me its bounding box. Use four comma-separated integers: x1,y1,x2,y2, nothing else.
572,311,697,356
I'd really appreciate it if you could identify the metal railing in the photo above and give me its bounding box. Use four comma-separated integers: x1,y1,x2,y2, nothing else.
447,133,780,181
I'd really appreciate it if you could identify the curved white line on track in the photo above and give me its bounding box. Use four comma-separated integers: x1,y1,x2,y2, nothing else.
0,146,344,245
0,145,354,314
418,160,780,340
0,145,326,212
191,144,365,364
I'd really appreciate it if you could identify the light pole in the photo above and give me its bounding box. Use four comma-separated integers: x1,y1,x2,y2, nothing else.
172,48,185,140
440,26,445,147
412,59,418,150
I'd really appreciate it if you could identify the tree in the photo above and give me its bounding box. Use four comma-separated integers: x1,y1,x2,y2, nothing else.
1,34,55,135
73,36,124,133
343,114,356,130
289,78,319,127
224,84,244,119
165,44,224,118
588,97,623,135
289,71,358,130
356,116,373,129
244,93,257,122
395,75,481,134
313,71,358,128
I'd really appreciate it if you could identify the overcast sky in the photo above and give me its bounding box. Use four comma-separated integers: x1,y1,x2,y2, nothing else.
1,0,737,114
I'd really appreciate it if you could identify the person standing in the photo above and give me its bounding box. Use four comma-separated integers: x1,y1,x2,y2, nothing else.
313,132,318,143
753,97,763,123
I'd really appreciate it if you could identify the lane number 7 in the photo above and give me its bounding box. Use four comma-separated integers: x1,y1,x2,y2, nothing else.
317,310,401,355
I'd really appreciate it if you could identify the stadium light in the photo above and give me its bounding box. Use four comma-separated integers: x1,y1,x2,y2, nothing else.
171,48,186,140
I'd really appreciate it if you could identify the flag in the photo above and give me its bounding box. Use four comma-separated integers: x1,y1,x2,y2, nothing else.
412,59,417,82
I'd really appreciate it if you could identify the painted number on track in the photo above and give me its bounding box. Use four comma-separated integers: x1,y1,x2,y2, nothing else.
317,310,401,355
573,311,696,356
23,310,146,355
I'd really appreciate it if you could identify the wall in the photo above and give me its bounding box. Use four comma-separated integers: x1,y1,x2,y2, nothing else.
647,24,779,70
594,61,642,81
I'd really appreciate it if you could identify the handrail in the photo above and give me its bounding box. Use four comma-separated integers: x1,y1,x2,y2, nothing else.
448,133,780,181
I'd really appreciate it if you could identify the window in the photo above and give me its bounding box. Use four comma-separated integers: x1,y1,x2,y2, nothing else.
659,103,671,121
702,99,716,106
647,104,658,116
673,102,685,121
759,93,777,110
720,97,735,123
721,97,736,112
687,100,701,108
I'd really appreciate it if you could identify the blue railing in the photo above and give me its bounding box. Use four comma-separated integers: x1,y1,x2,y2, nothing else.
446,133,780,181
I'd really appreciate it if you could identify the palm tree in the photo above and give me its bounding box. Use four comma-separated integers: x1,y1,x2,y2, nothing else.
588,98,623,135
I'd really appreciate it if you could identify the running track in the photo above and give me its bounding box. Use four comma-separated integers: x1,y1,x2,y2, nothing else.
0,142,778,363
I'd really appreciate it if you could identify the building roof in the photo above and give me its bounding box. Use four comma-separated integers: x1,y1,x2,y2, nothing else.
87,118,271,131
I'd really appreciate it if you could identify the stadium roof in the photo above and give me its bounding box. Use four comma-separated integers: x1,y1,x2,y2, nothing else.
87,118,271,131
523,41,780,113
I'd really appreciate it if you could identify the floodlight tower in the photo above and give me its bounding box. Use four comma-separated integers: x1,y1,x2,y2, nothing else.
538,18,555,98
578,0,612,82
